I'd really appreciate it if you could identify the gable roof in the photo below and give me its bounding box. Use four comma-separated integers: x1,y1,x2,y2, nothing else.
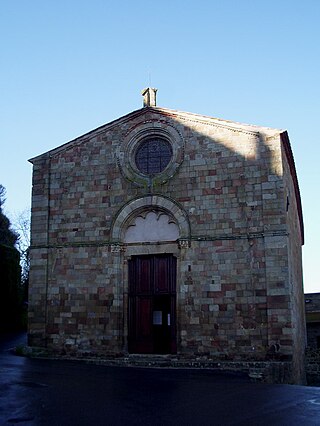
28,106,303,244
28,106,282,163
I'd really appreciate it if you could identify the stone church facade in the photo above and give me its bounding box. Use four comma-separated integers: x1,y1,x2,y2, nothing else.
28,89,306,383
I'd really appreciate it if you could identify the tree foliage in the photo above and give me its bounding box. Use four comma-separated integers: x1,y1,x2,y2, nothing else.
0,244,21,331
0,185,19,247
0,185,27,331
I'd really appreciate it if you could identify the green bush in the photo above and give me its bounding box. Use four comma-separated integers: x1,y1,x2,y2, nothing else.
0,244,24,331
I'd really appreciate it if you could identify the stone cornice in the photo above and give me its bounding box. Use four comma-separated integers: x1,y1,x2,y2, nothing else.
30,229,289,250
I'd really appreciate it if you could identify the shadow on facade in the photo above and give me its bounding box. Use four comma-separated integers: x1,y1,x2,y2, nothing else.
27,97,305,383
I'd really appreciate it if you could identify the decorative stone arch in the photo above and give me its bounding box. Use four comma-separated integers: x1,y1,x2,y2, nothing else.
116,120,185,188
111,195,190,245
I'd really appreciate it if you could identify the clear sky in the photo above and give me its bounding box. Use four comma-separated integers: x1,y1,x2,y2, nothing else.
0,0,319,292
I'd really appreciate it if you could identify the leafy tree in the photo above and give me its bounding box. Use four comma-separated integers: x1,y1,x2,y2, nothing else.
0,185,19,246
0,185,22,331
0,245,21,331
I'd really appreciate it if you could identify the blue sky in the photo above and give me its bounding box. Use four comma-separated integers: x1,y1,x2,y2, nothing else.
0,0,319,292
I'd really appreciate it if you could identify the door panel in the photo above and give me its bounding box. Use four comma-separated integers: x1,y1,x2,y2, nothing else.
154,256,169,293
137,257,152,294
136,296,153,353
153,295,171,354
128,254,176,354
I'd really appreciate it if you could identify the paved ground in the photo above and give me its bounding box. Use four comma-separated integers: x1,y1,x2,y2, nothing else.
1,333,320,425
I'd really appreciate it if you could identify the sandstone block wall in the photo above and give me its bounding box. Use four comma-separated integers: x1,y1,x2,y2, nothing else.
28,107,305,382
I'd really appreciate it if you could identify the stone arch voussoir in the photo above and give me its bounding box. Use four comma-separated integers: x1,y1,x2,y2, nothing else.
111,195,190,242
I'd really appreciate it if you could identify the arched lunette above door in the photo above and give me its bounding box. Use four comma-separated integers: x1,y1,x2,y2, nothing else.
111,195,190,244
124,211,180,243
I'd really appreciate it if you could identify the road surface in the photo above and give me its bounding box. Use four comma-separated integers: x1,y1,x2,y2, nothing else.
1,333,320,425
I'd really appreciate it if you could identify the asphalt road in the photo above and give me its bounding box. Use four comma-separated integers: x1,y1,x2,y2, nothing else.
1,334,320,426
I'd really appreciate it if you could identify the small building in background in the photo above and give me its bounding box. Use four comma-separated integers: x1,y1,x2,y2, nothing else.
28,88,306,383
305,293,320,348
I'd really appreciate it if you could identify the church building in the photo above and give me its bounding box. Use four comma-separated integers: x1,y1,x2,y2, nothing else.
28,88,306,383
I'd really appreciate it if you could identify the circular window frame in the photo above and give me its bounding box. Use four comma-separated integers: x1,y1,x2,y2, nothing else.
117,121,185,188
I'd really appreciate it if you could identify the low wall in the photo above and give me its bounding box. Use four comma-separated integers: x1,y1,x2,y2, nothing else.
306,347,320,386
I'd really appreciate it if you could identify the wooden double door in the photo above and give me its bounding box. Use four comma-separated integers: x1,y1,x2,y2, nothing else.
128,254,177,354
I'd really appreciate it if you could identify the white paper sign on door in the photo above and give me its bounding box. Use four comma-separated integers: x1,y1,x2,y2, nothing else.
153,311,162,325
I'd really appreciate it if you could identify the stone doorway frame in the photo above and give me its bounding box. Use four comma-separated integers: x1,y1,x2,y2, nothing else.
110,195,191,352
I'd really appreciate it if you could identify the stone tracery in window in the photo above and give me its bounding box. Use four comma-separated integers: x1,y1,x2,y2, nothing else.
116,121,184,188
135,138,172,175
